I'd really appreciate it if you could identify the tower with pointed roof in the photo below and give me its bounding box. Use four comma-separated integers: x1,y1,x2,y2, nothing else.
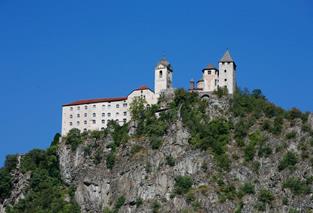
218,50,236,94
154,58,173,97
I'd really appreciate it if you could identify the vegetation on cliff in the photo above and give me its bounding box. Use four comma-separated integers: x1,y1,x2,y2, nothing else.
1,88,313,212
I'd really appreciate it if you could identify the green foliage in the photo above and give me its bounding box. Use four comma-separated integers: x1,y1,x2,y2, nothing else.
255,188,274,210
129,96,147,121
215,154,231,171
65,128,82,150
239,182,255,196
135,197,143,207
106,152,115,170
6,135,80,213
218,183,238,202
231,89,284,119
286,131,297,140
286,108,307,122
244,131,266,161
213,86,228,98
114,196,126,210
283,177,311,195
165,155,175,167
50,133,61,147
94,150,103,165
278,151,298,171
0,168,12,202
150,136,163,149
130,144,144,156
174,176,193,195
151,200,161,213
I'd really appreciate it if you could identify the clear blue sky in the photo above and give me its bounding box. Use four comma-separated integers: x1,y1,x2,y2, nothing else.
0,0,312,166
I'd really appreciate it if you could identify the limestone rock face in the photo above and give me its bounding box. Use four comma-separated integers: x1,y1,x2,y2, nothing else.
0,156,31,213
308,113,313,130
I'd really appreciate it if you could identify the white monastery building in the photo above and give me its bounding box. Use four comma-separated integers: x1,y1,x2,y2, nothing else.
62,50,237,135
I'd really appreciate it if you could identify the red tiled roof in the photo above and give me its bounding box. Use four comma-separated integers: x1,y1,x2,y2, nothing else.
63,97,127,107
134,85,149,91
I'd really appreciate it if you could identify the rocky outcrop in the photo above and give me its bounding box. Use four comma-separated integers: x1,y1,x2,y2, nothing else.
0,156,31,213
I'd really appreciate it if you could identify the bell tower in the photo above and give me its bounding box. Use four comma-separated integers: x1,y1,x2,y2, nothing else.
154,58,173,97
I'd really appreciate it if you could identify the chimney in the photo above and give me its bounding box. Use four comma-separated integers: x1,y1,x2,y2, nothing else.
189,79,195,90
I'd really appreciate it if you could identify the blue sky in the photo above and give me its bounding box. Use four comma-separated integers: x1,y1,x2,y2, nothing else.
0,0,312,166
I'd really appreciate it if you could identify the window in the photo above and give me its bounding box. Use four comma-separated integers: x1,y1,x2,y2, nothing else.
84,113,87,117
101,127,105,130
93,105,96,108
92,120,96,124
102,104,105,109
116,104,119,108
85,105,88,110
159,70,163,78
123,118,127,124
93,113,96,117
70,115,73,119
108,104,111,108
77,114,80,118
70,107,73,111
108,113,111,117
116,112,119,116
77,106,80,110
77,121,80,125
84,120,87,124
83,128,87,131
224,79,227,82
224,70,227,73
123,112,127,116
69,122,73,126
123,103,127,107
102,120,105,124
102,113,105,117
208,71,211,75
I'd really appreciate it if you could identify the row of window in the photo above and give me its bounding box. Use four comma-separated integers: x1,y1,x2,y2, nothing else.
69,112,127,119
70,103,127,111
69,118,127,126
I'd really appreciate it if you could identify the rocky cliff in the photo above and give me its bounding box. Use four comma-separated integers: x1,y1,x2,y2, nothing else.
1,89,313,213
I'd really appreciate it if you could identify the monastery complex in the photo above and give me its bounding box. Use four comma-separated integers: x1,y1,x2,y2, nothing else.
61,50,237,135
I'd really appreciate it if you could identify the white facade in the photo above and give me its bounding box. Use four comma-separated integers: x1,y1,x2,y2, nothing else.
61,87,157,136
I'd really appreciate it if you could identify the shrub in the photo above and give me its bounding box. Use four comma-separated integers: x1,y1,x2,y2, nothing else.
215,154,231,171
258,144,272,158
258,189,274,204
278,151,298,171
135,197,143,207
286,131,297,139
165,155,175,167
150,136,162,149
239,182,255,196
282,177,311,195
94,150,103,165
0,168,12,202
174,176,193,195
106,153,115,169
130,145,144,156
114,196,126,210
66,128,82,150
151,200,161,213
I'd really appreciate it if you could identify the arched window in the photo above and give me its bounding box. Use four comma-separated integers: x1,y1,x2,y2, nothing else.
159,70,163,78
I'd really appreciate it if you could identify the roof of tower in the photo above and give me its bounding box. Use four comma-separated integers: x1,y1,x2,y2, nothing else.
220,49,234,62
157,58,172,70
202,64,218,72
